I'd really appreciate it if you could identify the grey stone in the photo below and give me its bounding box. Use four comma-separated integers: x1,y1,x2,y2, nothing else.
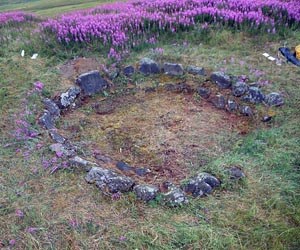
134,184,159,202
227,166,245,180
163,63,184,76
239,105,253,116
49,143,75,157
163,187,188,207
182,172,220,197
265,92,284,107
212,95,226,109
108,70,119,80
116,161,134,172
262,115,272,122
227,99,238,112
232,81,249,97
242,87,265,104
42,98,60,118
197,87,211,99
85,167,135,193
39,111,55,130
139,58,160,75
69,156,98,171
211,72,232,89
135,167,151,176
123,65,135,76
164,83,193,93
186,65,205,76
49,130,66,144
59,86,81,108
76,70,108,96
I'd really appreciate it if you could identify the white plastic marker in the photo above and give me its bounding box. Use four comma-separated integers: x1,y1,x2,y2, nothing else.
31,53,38,59
267,56,276,61
262,53,269,57
21,50,25,57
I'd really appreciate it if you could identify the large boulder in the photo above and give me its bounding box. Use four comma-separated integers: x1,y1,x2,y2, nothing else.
85,167,135,193
182,172,220,197
265,92,284,106
163,63,184,76
186,65,205,76
139,58,160,75
76,70,108,96
242,87,265,104
58,86,81,109
232,81,249,97
211,72,232,89
134,184,159,202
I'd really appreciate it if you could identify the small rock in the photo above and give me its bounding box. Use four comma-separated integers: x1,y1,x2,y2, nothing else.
39,111,55,130
144,87,156,93
58,86,81,108
262,115,272,122
139,58,160,75
123,65,135,77
164,83,193,93
212,95,226,109
134,184,159,202
163,187,188,207
227,99,238,112
49,130,66,144
135,167,151,176
42,98,60,118
76,70,108,96
49,143,75,157
108,69,119,80
211,72,232,89
85,167,135,193
239,105,253,116
265,92,284,107
186,65,205,76
197,87,211,99
163,63,184,76
242,87,265,104
116,161,134,172
69,156,98,171
227,166,245,180
232,81,249,97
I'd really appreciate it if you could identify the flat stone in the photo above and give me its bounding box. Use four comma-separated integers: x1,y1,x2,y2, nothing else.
232,81,249,97
134,184,159,202
123,65,135,77
197,87,211,99
164,83,193,93
227,99,238,112
49,143,75,157
134,167,151,176
186,65,205,76
242,87,265,104
76,70,108,96
265,92,284,106
69,156,98,171
211,72,232,89
85,167,135,193
49,130,66,144
163,187,188,207
39,111,55,130
212,95,226,109
163,63,184,76
42,98,60,118
58,86,81,108
116,161,134,172
239,105,253,116
139,58,160,75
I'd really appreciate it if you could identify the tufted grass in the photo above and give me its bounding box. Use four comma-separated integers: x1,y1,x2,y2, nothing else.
0,2,300,249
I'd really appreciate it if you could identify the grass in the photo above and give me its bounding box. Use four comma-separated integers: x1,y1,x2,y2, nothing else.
1,2,300,250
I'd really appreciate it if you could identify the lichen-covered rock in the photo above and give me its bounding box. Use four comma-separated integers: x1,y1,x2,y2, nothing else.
134,184,159,202
39,111,55,130
212,95,226,109
242,87,265,104
163,187,188,207
139,58,160,75
182,172,220,197
186,65,205,76
197,87,211,99
85,167,135,193
49,130,66,144
232,81,249,97
42,98,60,118
211,72,232,89
265,92,284,106
227,166,245,180
123,65,135,77
76,70,108,96
58,86,81,108
69,156,98,171
163,63,184,76
227,99,238,112
239,105,253,116
49,143,75,157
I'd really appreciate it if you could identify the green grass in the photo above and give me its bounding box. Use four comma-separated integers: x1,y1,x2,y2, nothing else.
0,2,300,249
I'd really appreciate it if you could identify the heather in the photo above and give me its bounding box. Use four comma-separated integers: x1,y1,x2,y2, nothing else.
0,11,35,26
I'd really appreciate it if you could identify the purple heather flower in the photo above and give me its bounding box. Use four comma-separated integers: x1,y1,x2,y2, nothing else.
119,235,127,241
26,227,38,234
15,209,24,218
34,81,44,92
9,239,16,246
